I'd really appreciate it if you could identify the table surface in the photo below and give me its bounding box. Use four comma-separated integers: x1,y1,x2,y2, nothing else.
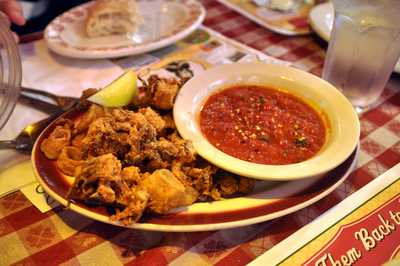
1,0,400,265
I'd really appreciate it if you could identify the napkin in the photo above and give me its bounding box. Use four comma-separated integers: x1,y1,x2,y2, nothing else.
20,40,124,97
0,39,123,197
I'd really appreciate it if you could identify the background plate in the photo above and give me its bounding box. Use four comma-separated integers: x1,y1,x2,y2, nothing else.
218,0,314,36
44,0,205,59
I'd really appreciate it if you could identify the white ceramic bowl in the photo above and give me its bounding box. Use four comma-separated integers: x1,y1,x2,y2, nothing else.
173,62,360,181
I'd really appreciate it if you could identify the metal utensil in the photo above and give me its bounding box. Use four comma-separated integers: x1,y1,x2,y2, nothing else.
20,87,79,112
1,86,79,113
0,112,61,153
18,94,65,114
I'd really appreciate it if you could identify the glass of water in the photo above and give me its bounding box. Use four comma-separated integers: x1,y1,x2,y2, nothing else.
322,0,400,113
0,12,22,131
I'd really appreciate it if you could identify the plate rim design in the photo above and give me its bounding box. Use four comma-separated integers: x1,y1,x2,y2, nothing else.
44,0,206,59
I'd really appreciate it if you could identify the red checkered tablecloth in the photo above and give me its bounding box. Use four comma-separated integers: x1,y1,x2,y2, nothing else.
1,1,400,265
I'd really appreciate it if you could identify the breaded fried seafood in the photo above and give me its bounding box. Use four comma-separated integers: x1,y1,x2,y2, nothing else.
41,75,255,225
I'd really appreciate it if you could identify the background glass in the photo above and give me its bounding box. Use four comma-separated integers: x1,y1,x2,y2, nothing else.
0,13,22,131
322,0,400,113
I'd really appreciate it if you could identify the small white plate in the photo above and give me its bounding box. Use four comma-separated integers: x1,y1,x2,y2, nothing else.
44,0,205,59
173,62,360,181
218,0,313,36
309,2,400,74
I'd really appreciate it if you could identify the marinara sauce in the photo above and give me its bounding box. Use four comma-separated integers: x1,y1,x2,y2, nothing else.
200,85,326,165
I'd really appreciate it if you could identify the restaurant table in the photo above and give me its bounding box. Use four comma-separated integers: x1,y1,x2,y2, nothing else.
1,0,400,265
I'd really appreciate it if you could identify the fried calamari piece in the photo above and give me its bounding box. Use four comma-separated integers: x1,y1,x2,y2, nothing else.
69,154,122,200
96,183,116,203
215,175,238,197
211,173,256,200
124,123,158,164
41,122,72,159
144,154,170,172
77,88,99,108
151,77,179,110
71,133,86,147
171,161,217,201
142,169,198,214
172,161,253,201
145,138,179,160
171,161,190,186
162,114,176,131
107,108,136,123
111,188,149,225
238,177,256,194
168,132,196,163
73,104,105,135
122,110,174,167
121,166,142,186
129,113,158,141
108,108,159,138
57,146,83,176
125,135,195,172
138,75,180,110
69,154,149,223
138,107,165,133
184,165,217,200
126,139,176,172
81,116,131,158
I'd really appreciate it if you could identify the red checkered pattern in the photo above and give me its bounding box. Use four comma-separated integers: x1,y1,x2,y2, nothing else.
1,1,399,265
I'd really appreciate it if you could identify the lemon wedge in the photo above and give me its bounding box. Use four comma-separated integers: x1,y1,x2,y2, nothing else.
88,70,138,107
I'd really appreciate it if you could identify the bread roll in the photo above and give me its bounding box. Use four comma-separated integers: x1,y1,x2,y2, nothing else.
85,0,140,38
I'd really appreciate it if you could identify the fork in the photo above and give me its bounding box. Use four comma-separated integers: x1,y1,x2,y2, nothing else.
0,112,62,153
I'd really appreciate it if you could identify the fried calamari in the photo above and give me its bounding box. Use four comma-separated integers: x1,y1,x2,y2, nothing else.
40,75,255,225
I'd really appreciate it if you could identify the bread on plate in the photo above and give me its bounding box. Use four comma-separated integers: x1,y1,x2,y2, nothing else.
85,0,141,38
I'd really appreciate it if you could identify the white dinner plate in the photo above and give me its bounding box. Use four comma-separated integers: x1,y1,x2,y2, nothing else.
44,0,205,59
31,59,359,232
32,110,358,232
309,2,400,74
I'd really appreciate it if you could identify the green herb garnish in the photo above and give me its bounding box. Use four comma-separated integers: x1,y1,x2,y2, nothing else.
258,135,271,142
294,136,307,147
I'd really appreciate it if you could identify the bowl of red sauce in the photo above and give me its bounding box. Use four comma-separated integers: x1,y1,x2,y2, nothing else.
173,62,360,180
